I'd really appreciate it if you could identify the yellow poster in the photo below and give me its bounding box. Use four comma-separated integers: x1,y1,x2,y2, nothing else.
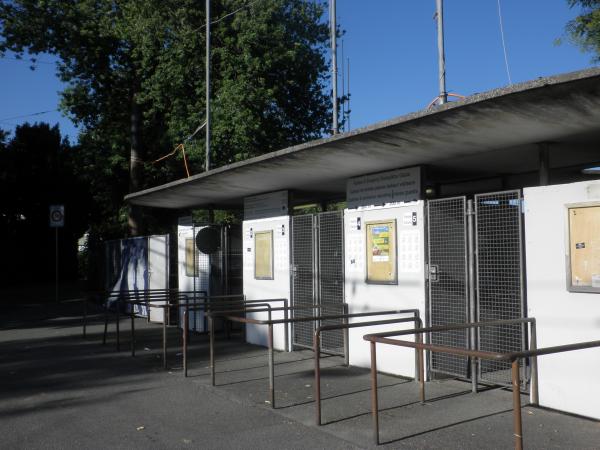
185,238,196,277
255,230,274,279
569,205,600,290
366,220,397,284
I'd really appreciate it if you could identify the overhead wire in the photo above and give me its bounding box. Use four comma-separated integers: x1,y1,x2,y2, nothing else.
151,121,206,177
191,0,263,33
497,0,512,85
0,109,59,122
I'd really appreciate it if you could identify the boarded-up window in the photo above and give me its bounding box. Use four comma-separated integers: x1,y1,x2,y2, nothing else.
185,238,197,277
366,220,397,284
568,205,600,292
255,231,274,280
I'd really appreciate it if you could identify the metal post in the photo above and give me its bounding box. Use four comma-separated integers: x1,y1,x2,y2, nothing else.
103,307,108,345
343,304,349,367
209,316,215,386
55,227,59,303
370,341,380,445
330,0,339,134
162,306,167,369
131,311,135,357
436,0,447,105
512,359,524,450
268,323,275,407
185,303,190,343
183,309,189,377
530,320,539,405
205,0,211,171
467,199,478,393
284,299,289,352
146,295,150,323
116,299,120,352
314,331,322,425
418,334,425,404
242,297,247,343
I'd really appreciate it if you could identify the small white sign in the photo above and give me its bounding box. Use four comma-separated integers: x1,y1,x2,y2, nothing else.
49,205,65,227
346,167,421,209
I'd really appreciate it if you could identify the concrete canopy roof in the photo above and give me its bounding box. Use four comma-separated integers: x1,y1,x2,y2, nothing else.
125,68,600,209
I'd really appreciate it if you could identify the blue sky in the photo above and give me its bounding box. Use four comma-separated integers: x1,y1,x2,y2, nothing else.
0,0,597,143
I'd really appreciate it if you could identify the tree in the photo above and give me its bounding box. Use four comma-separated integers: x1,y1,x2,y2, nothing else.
0,123,91,286
1,0,334,237
566,0,600,61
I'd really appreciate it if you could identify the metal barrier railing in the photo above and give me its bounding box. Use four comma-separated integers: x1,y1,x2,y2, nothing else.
313,310,422,425
207,307,419,409
98,292,287,370
181,298,293,376
363,318,600,450
108,294,189,368
95,290,245,349
185,297,288,345
137,297,272,370
100,293,189,350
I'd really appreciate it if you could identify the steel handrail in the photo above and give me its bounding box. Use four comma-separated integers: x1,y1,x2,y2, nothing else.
208,307,417,408
118,295,255,369
363,318,600,450
182,301,276,377
313,310,422,425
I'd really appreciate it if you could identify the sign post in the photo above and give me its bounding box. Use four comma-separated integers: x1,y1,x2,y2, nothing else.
49,205,65,303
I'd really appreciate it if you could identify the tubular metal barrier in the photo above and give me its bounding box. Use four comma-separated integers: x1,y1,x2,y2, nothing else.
363,318,600,450
208,307,417,409
313,310,422,425
107,293,276,370
101,293,188,347
181,300,282,377
97,290,236,346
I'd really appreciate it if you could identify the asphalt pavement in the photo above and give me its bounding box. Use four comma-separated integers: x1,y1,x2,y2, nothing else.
1,302,598,449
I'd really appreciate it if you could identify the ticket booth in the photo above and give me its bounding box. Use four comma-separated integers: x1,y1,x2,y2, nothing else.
177,217,210,331
242,191,291,351
343,167,427,377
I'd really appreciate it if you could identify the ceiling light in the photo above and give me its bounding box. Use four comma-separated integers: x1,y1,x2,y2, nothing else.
581,166,600,175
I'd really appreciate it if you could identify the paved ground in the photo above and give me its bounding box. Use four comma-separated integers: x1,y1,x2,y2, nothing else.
1,302,599,449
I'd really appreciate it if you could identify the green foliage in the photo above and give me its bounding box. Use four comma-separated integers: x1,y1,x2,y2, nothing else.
566,0,600,61
0,0,333,237
192,209,243,225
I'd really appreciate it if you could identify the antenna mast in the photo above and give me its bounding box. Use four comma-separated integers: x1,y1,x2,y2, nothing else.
205,0,211,171
436,0,447,105
330,0,339,134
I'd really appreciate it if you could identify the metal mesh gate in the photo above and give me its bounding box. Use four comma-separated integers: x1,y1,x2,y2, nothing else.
291,212,345,354
317,211,345,354
291,215,315,349
427,197,470,378
475,190,525,386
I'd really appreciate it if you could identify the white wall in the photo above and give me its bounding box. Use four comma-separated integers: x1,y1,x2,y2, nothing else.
242,216,291,351
344,201,426,377
148,235,169,322
524,180,600,419
177,224,210,332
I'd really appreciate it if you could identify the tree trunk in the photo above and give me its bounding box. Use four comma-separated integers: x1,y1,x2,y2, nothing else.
128,97,144,236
